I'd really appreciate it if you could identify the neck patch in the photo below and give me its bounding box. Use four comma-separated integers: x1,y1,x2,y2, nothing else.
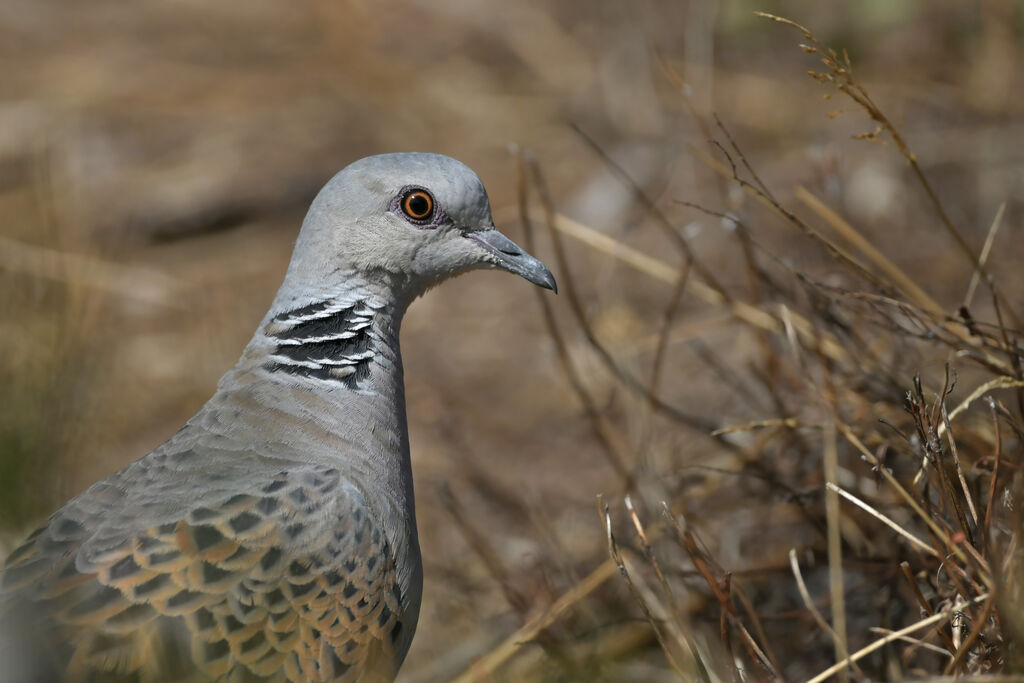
263,297,384,390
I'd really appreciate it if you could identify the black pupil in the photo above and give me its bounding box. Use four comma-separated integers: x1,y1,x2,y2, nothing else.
407,193,430,217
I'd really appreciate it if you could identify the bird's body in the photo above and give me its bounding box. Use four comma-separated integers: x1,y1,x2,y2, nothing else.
0,153,555,682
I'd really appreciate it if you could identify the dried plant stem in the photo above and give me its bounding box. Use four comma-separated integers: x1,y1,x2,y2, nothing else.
691,129,893,297
805,594,989,683
827,483,939,558
598,496,692,680
639,263,690,455
624,496,674,603
865,629,953,657
733,621,779,681
756,10,1020,329
438,484,529,617
515,150,635,487
712,418,813,436
568,123,728,298
900,562,959,655
941,403,979,526
835,422,981,582
451,558,620,683
822,422,850,683
809,287,1012,376
660,505,780,679
983,398,1003,550
944,590,996,674
729,581,784,677
910,373,974,547
939,376,1024,438
794,186,942,316
525,158,721,437
789,549,865,677
550,211,850,363
703,147,1001,371
963,202,1005,309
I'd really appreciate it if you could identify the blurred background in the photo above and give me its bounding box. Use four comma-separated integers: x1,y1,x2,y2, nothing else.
3,0,1024,680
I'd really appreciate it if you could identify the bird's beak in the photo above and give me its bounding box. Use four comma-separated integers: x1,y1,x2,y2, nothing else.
467,229,557,293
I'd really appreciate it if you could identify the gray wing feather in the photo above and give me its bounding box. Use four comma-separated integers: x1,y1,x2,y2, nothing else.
1,442,408,682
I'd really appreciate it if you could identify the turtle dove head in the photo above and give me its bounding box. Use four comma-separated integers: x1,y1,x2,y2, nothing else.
283,153,556,302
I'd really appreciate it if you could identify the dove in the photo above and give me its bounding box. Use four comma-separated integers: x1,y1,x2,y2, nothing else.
0,153,556,682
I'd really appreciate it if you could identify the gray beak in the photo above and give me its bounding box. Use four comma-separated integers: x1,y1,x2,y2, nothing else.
467,229,557,292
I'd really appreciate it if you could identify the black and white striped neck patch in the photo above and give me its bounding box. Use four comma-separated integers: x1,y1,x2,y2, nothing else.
263,297,385,390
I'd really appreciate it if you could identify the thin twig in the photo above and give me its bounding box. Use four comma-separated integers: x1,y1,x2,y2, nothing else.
912,371,974,548
939,376,1024,437
795,185,942,317
899,561,958,655
451,558,620,683
962,202,1005,310
983,397,1002,554
525,156,723,437
692,130,894,298
624,496,675,604
514,148,635,487
598,496,691,679
639,263,691,456
822,422,851,683
828,483,939,558
835,422,983,583
866,628,953,657
568,123,729,298
712,418,813,436
660,505,780,680
549,210,850,363
941,402,979,527
944,590,996,674
789,549,865,677
438,484,530,616
733,620,780,680
730,580,785,678
756,10,1020,329
805,594,989,683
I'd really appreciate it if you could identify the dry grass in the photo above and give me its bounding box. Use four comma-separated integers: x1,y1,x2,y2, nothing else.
3,2,1024,681
452,14,1024,682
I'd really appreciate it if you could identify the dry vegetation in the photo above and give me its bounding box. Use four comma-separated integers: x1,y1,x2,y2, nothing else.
517,16,1024,679
3,2,1024,681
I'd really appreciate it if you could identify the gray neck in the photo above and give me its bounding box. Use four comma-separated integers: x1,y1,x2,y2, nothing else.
200,273,416,525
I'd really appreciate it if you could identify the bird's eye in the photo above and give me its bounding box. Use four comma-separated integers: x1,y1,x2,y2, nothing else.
400,190,434,221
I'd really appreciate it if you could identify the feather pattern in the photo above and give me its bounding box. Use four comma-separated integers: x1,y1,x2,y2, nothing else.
3,461,406,682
